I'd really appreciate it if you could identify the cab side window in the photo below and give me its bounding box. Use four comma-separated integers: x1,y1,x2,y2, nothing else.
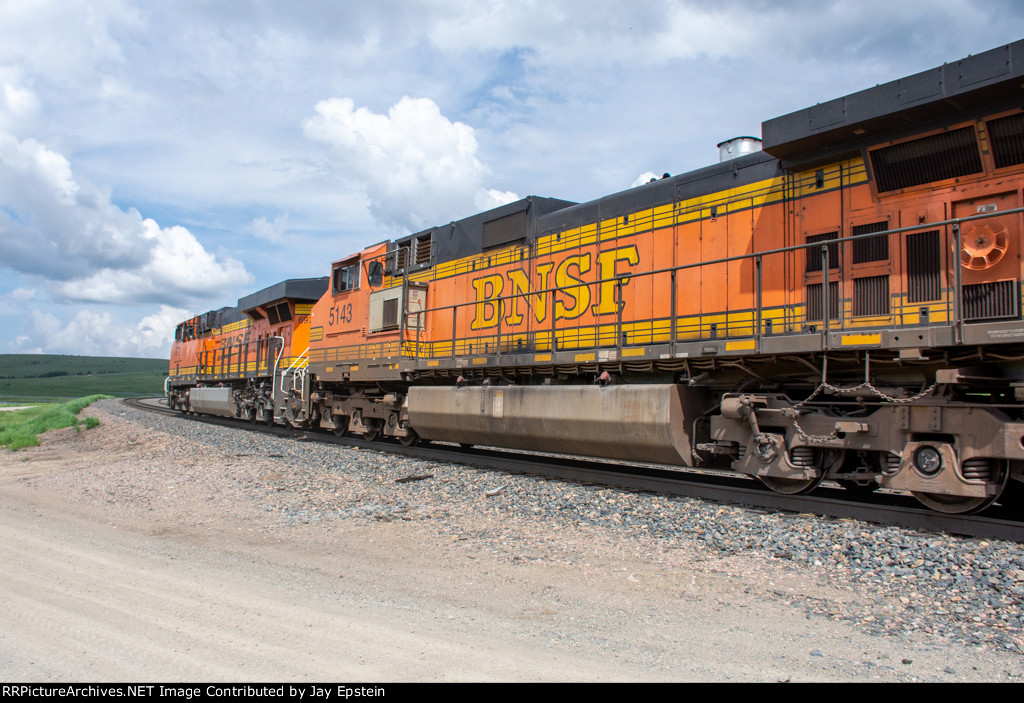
332,262,360,293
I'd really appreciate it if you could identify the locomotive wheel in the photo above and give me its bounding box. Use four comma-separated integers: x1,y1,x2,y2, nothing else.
911,492,999,515
758,474,826,495
398,431,419,447
361,429,380,441
262,410,274,427
912,461,1009,514
331,414,348,437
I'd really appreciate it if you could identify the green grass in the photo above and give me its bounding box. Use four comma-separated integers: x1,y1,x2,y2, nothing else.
0,354,169,402
0,395,112,450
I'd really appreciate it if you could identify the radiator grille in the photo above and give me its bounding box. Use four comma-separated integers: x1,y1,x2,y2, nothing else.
962,280,1018,321
988,112,1024,169
805,232,839,272
871,127,982,192
853,275,890,316
851,221,889,264
806,281,840,321
394,245,410,271
906,230,941,303
415,234,432,265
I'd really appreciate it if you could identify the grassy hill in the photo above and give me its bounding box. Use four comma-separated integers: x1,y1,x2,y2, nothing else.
0,355,169,402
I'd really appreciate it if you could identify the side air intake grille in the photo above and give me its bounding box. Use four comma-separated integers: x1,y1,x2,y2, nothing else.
906,230,942,303
806,281,840,321
851,221,889,264
415,234,432,265
805,232,839,272
962,280,1018,321
988,112,1024,169
853,275,890,316
871,127,982,193
394,245,409,271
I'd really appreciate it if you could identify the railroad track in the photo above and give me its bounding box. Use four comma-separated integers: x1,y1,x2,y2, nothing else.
125,397,1024,542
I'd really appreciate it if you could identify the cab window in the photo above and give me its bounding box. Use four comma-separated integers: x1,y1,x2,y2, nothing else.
332,261,360,293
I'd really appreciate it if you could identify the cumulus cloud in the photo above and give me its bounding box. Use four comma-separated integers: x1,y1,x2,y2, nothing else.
11,305,189,358
304,96,519,232
475,188,520,212
252,213,290,244
0,287,36,315
0,0,141,85
0,67,39,135
0,129,251,305
52,220,252,305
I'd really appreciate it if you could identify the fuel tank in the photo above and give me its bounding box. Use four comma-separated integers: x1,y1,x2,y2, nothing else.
188,387,236,417
408,384,695,466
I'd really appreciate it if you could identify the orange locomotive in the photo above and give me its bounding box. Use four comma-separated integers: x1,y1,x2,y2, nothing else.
171,41,1024,514
167,278,327,424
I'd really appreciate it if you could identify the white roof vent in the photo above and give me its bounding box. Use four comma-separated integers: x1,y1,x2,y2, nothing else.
717,136,762,162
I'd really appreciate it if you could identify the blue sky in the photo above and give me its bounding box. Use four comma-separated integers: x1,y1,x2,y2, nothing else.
1,0,1023,358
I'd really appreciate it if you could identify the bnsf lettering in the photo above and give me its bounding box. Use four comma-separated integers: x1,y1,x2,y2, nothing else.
470,245,639,330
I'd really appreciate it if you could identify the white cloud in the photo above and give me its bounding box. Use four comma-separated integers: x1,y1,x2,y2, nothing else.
0,130,251,305
53,220,252,305
0,132,152,277
304,96,518,232
252,213,291,244
133,305,190,355
0,287,36,315
474,188,520,211
0,67,39,135
0,0,140,84
12,305,188,358
11,336,42,354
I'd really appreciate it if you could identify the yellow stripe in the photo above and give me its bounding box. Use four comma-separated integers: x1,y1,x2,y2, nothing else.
621,347,646,357
725,339,756,351
216,318,251,335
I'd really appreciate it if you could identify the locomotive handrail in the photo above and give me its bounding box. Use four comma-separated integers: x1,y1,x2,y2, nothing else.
280,347,310,394
395,204,1024,359
269,334,285,389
